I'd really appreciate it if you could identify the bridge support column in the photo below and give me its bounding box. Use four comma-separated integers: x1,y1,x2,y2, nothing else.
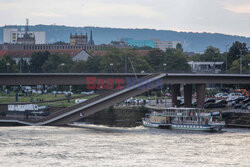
196,84,206,108
184,84,192,108
171,84,180,107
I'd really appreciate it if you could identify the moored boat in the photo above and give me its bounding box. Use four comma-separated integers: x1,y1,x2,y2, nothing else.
142,107,225,131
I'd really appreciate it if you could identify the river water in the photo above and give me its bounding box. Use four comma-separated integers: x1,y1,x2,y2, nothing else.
0,124,249,167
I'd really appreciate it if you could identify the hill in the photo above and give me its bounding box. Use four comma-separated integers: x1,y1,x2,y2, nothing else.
1,25,250,52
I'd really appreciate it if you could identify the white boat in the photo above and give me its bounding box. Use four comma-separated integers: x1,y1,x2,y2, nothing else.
142,107,225,131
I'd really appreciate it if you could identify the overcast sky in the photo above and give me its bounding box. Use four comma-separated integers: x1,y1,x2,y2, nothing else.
0,0,250,37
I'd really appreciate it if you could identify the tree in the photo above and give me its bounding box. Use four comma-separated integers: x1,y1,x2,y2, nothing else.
204,46,223,62
128,55,153,73
30,51,50,73
0,55,18,73
165,50,191,73
85,55,102,72
176,43,183,52
99,48,125,73
228,41,248,67
18,58,30,73
229,54,250,74
146,49,165,72
42,54,73,73
71,60,87,72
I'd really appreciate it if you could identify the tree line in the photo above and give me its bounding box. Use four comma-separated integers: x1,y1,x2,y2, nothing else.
0,41,249,73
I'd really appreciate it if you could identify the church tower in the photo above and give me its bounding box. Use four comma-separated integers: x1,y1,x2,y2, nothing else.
88,30,95,45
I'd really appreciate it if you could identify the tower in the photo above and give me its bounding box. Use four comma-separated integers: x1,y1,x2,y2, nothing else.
88,30,95,45
17,18,35,44
23,18,30,39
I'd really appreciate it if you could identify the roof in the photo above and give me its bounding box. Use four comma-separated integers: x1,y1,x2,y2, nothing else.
0,49,83,58
91,50,150,57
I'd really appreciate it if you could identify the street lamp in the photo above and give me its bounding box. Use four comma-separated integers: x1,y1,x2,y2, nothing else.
225,44,229,73
110,63,113,73
163,63,167,72
240,55,242,74
6,62,10,73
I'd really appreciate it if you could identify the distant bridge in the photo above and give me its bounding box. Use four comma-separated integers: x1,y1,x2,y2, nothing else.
0,73,250,85
1,72,250,126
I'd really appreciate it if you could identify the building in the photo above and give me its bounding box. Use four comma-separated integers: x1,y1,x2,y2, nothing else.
1,25,103,63
152,39,180,51
121,38,155,48
188,61,224,74
3,19,46,44
70,33,88,45
16,22,36,45
4,28,46,44
120,38,180,51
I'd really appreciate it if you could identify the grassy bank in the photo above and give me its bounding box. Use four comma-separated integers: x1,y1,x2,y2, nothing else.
0,93,98,107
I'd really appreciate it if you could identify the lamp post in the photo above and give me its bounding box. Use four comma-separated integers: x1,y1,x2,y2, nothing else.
61,63,65,72
240,55,242,74
163,63,166,72
124,55,127,73
6,62,10,73
225,44,229,73
110,63,113,73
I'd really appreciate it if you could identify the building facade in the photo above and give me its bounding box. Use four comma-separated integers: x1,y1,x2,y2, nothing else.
3,28,46,44
120,38,180,51
121,38,155,48
152,39,180,51
70,33,88,45
188,61,224,74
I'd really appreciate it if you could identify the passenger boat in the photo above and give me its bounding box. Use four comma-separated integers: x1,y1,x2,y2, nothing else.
142,107,225,131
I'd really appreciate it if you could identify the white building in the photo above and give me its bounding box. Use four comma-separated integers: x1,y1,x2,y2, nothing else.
152,39,180,51
3,28,46,44
188,61,224,74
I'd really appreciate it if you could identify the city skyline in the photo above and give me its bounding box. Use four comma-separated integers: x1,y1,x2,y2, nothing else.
0,0,250,37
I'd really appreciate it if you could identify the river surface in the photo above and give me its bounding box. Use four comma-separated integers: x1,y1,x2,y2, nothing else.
0,124,249,167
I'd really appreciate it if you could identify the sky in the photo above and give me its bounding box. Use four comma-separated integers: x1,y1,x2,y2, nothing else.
0,0,250,37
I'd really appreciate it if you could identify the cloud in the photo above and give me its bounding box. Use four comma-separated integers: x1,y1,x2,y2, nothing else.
0,0,249,37
32,12,65,18
71,2,165,19
224,5,250,14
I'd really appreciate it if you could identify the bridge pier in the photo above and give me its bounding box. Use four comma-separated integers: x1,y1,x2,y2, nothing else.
196,84,206,108
171,84,180,107
184,84,192,108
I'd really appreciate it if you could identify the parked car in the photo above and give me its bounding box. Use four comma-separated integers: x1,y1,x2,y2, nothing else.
243,97,250,104
205,98,216,104
81,91,94,95
228,92,242,97
234,103,243,109
192,101,197,107
226,96,243,102
214,93,223,98
205,101,226,108
214,93,228,98
234,96,246,103
216,99,227,105
241,103,250,109
51,91,57,95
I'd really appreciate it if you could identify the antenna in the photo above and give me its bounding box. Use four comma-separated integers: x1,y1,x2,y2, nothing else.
25,18,29,33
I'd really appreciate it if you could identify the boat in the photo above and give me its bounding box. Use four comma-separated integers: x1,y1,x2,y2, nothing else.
142,107,225,131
